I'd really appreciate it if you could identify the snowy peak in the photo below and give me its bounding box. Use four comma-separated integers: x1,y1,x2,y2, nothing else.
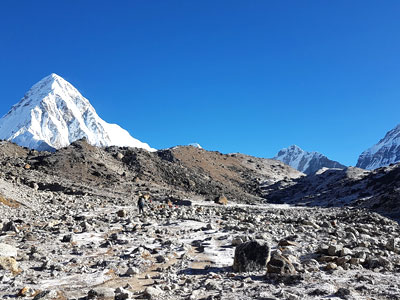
188,143,202,149
273,145,346,175
0,74,154,151
357,124,400,169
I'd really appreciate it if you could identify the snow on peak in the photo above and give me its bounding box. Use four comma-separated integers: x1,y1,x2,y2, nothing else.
188,143,202,149
357,123,400,169
0,74,155,152
273,145,345,175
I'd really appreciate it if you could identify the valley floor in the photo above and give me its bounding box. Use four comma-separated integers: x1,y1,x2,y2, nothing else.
0,182,399,300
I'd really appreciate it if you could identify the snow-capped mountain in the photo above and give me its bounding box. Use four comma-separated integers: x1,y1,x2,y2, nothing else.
0,73,154,151
357,124,400,170
273,145,346,175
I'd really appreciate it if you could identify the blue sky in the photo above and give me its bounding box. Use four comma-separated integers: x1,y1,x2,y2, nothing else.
1,1,400,166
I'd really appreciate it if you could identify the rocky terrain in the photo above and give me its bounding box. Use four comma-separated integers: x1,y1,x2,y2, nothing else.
0,140,399,299
264,165,400,221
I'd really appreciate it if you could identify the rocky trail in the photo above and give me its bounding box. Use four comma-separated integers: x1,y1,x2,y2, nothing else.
1,189,400,300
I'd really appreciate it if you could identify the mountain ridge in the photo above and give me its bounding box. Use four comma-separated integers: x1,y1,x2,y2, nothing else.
273,144,346,175
357,124,400,169
0,73,154,151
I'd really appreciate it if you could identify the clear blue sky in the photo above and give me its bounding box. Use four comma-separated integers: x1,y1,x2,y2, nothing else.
1,1,400,166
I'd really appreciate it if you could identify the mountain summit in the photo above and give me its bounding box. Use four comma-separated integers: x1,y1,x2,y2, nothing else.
357,124,400,169
273,145,346,175
0,73,154,151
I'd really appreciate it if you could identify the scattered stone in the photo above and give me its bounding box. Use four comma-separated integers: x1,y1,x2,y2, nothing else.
31,182,39,190
117,209,127,218
0,257,19,274
328,244,343,256
144,286,163,299
386,238,398,252
325,262,337,271
334,287,352,298
278,239,298,247
115,287,133,300
231,237,243,246
87,287,115,299
2,221,19,233
155,255,167,263
214,195,228,205
61,234,75,243
32,290,60,300
125,267,139,276
17,287,37,297
340,247,353,257
0,243,17,257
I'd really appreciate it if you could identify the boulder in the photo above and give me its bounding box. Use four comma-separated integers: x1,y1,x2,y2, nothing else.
2,221,19,233
144,286,164,299
115,287,133,300
232,240,271,272
117,209,127,218
87,287,115,299
267,252,296,275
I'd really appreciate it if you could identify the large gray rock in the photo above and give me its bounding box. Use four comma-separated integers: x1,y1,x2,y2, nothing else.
232,240,271,272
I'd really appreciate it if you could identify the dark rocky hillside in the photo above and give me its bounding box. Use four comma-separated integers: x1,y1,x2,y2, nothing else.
264,165,400,221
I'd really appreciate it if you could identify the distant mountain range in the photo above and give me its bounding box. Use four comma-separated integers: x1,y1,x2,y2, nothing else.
2,74,400,172
0,73,154,151
273,145,346,175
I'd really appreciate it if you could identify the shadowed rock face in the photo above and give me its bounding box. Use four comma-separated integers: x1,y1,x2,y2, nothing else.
233,240,271,272
263,164,400,221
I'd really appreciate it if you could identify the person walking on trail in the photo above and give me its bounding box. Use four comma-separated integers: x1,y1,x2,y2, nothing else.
138,194,145,215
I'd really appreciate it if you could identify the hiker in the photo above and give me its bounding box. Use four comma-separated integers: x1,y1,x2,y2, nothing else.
138,194,145,215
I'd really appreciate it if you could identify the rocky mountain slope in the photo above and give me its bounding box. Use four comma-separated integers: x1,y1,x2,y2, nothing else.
357,123,400,169
0,139,303,204
0,73,153,151
264,164,400,221
0,141,399,299
273,145,346,175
